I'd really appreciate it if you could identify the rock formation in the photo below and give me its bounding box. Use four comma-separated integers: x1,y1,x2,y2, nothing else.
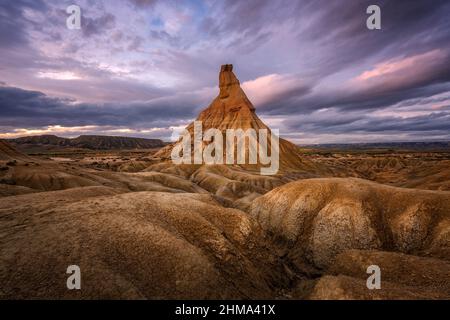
156,64,310,171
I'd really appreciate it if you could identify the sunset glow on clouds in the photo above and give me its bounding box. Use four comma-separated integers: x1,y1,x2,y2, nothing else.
353,50,448,90
37,71,82,80
355,50,445,81
242,74,308,108
0,125,174,140
1,0,450,143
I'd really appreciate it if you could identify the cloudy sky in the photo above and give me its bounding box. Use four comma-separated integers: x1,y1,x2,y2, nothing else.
1,0,450,144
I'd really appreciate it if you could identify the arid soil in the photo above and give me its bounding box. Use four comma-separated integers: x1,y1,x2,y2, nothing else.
303,151,450,191
1,65,449,299
1,141,449,300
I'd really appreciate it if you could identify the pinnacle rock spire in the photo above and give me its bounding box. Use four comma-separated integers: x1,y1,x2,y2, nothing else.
154,64,309,171
219,64,240,99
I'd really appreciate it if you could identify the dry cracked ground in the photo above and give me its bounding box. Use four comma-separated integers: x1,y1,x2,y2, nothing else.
1,140,449,300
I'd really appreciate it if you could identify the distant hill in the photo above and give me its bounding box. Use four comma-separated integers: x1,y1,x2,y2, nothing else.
9,135,166,150
0,140,33,161
304,141,450,151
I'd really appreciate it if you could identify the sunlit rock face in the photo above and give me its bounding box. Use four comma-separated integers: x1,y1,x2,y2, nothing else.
219,64,242,100
155,64,311,171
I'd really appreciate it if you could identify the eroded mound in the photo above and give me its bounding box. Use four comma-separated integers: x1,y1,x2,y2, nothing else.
309,153,450,191
0,161,202,196
147,163,287,210
0,191,283,299
250,178,450,269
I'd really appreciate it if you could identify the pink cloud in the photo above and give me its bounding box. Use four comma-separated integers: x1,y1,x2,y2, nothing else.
242,74,307,107
431,103,449,110
0,125,171,139
353,49,448,89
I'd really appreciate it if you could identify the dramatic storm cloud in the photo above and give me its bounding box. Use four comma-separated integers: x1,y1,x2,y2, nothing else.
1,0,450,143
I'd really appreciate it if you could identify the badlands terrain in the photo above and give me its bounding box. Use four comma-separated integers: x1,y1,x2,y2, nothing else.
1,65,449,299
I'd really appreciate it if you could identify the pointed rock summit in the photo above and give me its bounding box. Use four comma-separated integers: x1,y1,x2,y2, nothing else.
193,64,264,132
219,64,243,100
156,64,309,171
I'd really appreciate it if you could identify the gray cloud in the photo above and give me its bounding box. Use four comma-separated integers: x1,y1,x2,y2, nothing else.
257,50,450,116
0,85,203,129
0,0,47,48
82,12,116,37
127,0,158,8
283,106,450,139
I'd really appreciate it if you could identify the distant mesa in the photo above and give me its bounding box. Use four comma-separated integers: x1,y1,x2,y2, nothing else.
8,135,166,150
